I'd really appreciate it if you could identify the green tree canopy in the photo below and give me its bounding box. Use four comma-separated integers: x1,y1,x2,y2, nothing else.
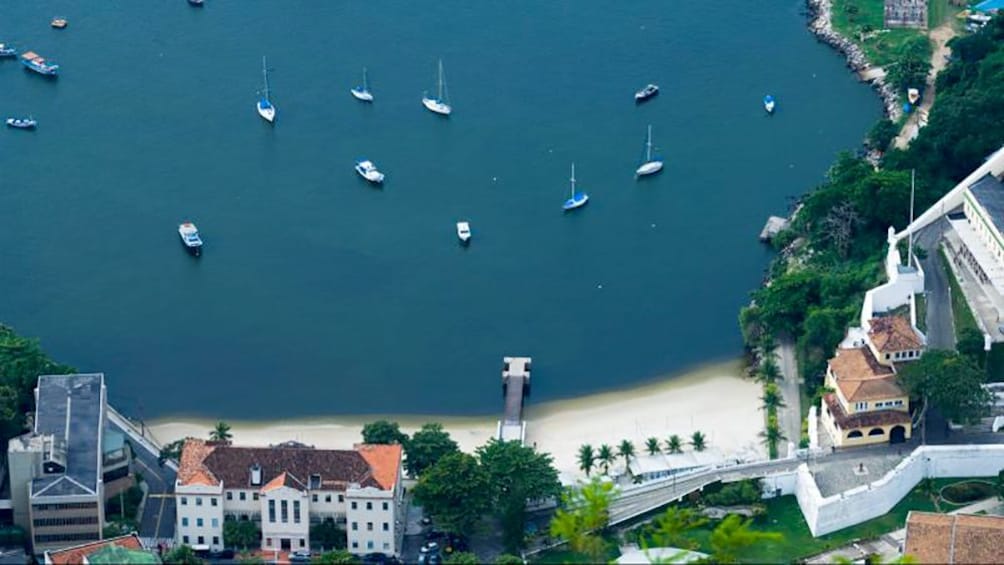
310,520,346,550
361,420,408,445
210,421,232,442
0,325,74,443
645,437,661,456
223,519,260,550
444,552,480,564
405,422,459,476
577,444,595,476
885,35,933,93
312,550,359,564
708,514,783,563
412,452,490,534
897,350,993,426
163,545,203,565
690,431,707,452
477,439,562,552
493,555,524,565
549,477,617,563
665,435,683,454
648,506,708,550
597,444,615,474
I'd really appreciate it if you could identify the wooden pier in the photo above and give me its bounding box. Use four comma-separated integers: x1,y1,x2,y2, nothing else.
498,356,531,445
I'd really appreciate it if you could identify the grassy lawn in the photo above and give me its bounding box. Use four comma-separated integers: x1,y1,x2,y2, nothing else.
915,293,927,333
831,0,926,66
940,249,979,334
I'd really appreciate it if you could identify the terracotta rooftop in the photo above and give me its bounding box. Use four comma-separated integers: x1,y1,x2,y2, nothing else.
824,394,911,429
904,511,1004,563
45,533,152,564
828,347,904,402
178,439,400,492
869,316,924,353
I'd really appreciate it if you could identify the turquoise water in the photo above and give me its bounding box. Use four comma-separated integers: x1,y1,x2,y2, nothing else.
0,1,880,418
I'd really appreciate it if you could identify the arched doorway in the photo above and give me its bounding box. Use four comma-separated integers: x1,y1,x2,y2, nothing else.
890,425,907,443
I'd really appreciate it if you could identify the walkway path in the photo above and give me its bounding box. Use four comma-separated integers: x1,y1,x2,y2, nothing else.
775,337,802,458
893,23,957,149
916,221,955,349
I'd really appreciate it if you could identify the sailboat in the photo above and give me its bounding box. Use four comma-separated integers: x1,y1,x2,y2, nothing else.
422,59,452,116
351,67,374,102
635,124,664,177
256,56,276,123
562,163,589,211
763,95,775,114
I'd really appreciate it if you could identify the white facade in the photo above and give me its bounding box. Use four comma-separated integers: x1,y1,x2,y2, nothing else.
260,485,310,552
345,482,401,554
175,483,225,551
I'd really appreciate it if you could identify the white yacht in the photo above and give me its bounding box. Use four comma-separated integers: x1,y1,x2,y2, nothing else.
355,160,385,184
456,221,471,244
635,124,664,177
178,222,203,256
422,60,452,116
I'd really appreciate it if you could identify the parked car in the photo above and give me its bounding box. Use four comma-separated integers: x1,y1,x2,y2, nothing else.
289,550,312,563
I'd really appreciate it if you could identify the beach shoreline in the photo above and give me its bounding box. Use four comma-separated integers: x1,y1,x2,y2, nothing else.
148,359,766,480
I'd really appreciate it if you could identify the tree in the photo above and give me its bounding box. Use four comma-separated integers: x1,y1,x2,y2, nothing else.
867,118,900,151
956,327,986,367
997,469,1004,501
577,444,595,476
412,452,490,534
758,355,781,384
237,553,266,565
310,520,346,550
760,383,786,411
645,437,661,456
760,415,786,458
210,421,232,443
405,423,459,476
597,444,615,474
444,552,480,564
223,519,260,550
494,555,524,565
708,514,783,563
820,201,864,260
885,35,933,93
361,420,408,445
313,551,359,564
477,439,562,552
163,545,203,565
690,431,707,452
549,477,617,563
617,440,635,468
648,507,708,549
0,325,75,443
897,350,993,441
665,435,683,454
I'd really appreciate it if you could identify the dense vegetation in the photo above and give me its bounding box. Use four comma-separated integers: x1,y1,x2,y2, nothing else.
741,16,1004,401
0,325,74,443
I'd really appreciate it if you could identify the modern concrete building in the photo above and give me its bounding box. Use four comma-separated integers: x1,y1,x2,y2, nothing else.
175,439,403,556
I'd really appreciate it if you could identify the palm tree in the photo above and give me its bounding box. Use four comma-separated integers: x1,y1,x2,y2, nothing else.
649,507,708,550
665,434,683,454
758,333,777,355
760,418,786,453
645,437,661,456
759,356,781,383
617,440,635,469
597,444,615,475
709,514,782,563
691,431,707,452
210,421,232,443
760,383,786,411
577,444,595,477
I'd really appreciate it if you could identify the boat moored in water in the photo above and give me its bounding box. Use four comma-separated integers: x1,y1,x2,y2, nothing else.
178,222,203,255
0,43,16,57
20,51,59,76
351,67,374,102
422,59,452,116
635,84,659,103
6,117,37,129
256,56,276,123
50,18,68,29
763,95,775,114
635,124,664,177
456,221,471,244
355,160,385,184
188,0,205,6
562,163,589,211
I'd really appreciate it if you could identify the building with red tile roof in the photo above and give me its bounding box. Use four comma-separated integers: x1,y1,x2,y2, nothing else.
43,533,159,565
904,511,1004,563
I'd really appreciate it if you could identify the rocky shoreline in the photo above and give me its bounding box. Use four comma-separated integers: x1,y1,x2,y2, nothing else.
806,0,902,120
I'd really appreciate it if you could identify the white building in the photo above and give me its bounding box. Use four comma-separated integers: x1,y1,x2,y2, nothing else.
175,439,403,556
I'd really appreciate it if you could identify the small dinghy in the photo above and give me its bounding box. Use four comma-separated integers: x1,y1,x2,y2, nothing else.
355,160,385,184
635,84,659,103
456,221,471,244
50,18,68,29
763,95,776,114
562,163,589,211
0,43,16,57
351,67,374,102
178,222,203,256
6,117,37,129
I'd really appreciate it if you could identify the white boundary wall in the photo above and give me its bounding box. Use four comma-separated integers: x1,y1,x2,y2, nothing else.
795,445,1004,536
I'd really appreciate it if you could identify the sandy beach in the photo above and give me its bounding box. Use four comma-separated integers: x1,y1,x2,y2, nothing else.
148,359,765,481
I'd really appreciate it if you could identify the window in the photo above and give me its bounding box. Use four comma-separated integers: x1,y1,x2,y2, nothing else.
281,500,289,523
383,522,389,531
352,522,358,531
312,494,318,502
211,497,218,507
367,541,374,550
211,518,219,528
240,492,247,501
367,522,373,531
197,518,204,527
253,493,259,501
854,402,868,411
227,492,233,500
181,497,188,506
196,497,203,506
197,536,205,545
351,501,357,510
383,543,390,550
268,500,276,523
326,494,332,503
266,538,272,547
183,535,190,544
894,400,904,406
382,502,389,511
213,536,219,546
299,539,305,547
294,500,301,524
366,502,373,510
351,541,358,549
182,517,189,527
338,495,344,503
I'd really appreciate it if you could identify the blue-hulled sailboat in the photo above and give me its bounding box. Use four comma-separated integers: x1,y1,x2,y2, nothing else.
562,163,589,211
257,56,276,123
764,95,775,114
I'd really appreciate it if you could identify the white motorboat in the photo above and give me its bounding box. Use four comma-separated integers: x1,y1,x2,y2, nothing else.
763,95,775,114
635,124,664,177
6,117,37,129
635,83,659,103
456,221,471,244
355,160,385,184
178,222,203,255
351,67,374,102
257,56,276,123
422,59,452,116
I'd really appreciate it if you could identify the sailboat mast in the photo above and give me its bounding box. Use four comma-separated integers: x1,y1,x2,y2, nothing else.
570,163,576,197
363,67,368,90
437,60,444,101
646,125,653,162
261,56,270,100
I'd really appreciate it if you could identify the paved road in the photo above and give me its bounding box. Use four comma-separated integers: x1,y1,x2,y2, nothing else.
916,221,955,349
107,412,177,544
775,337,802,458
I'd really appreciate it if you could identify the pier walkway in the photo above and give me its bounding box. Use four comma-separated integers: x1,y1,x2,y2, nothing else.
498,356,531,445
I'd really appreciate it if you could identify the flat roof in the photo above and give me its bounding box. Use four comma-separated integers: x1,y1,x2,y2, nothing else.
31,374,104,498
968,173,1004,234
949,216,1004,294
